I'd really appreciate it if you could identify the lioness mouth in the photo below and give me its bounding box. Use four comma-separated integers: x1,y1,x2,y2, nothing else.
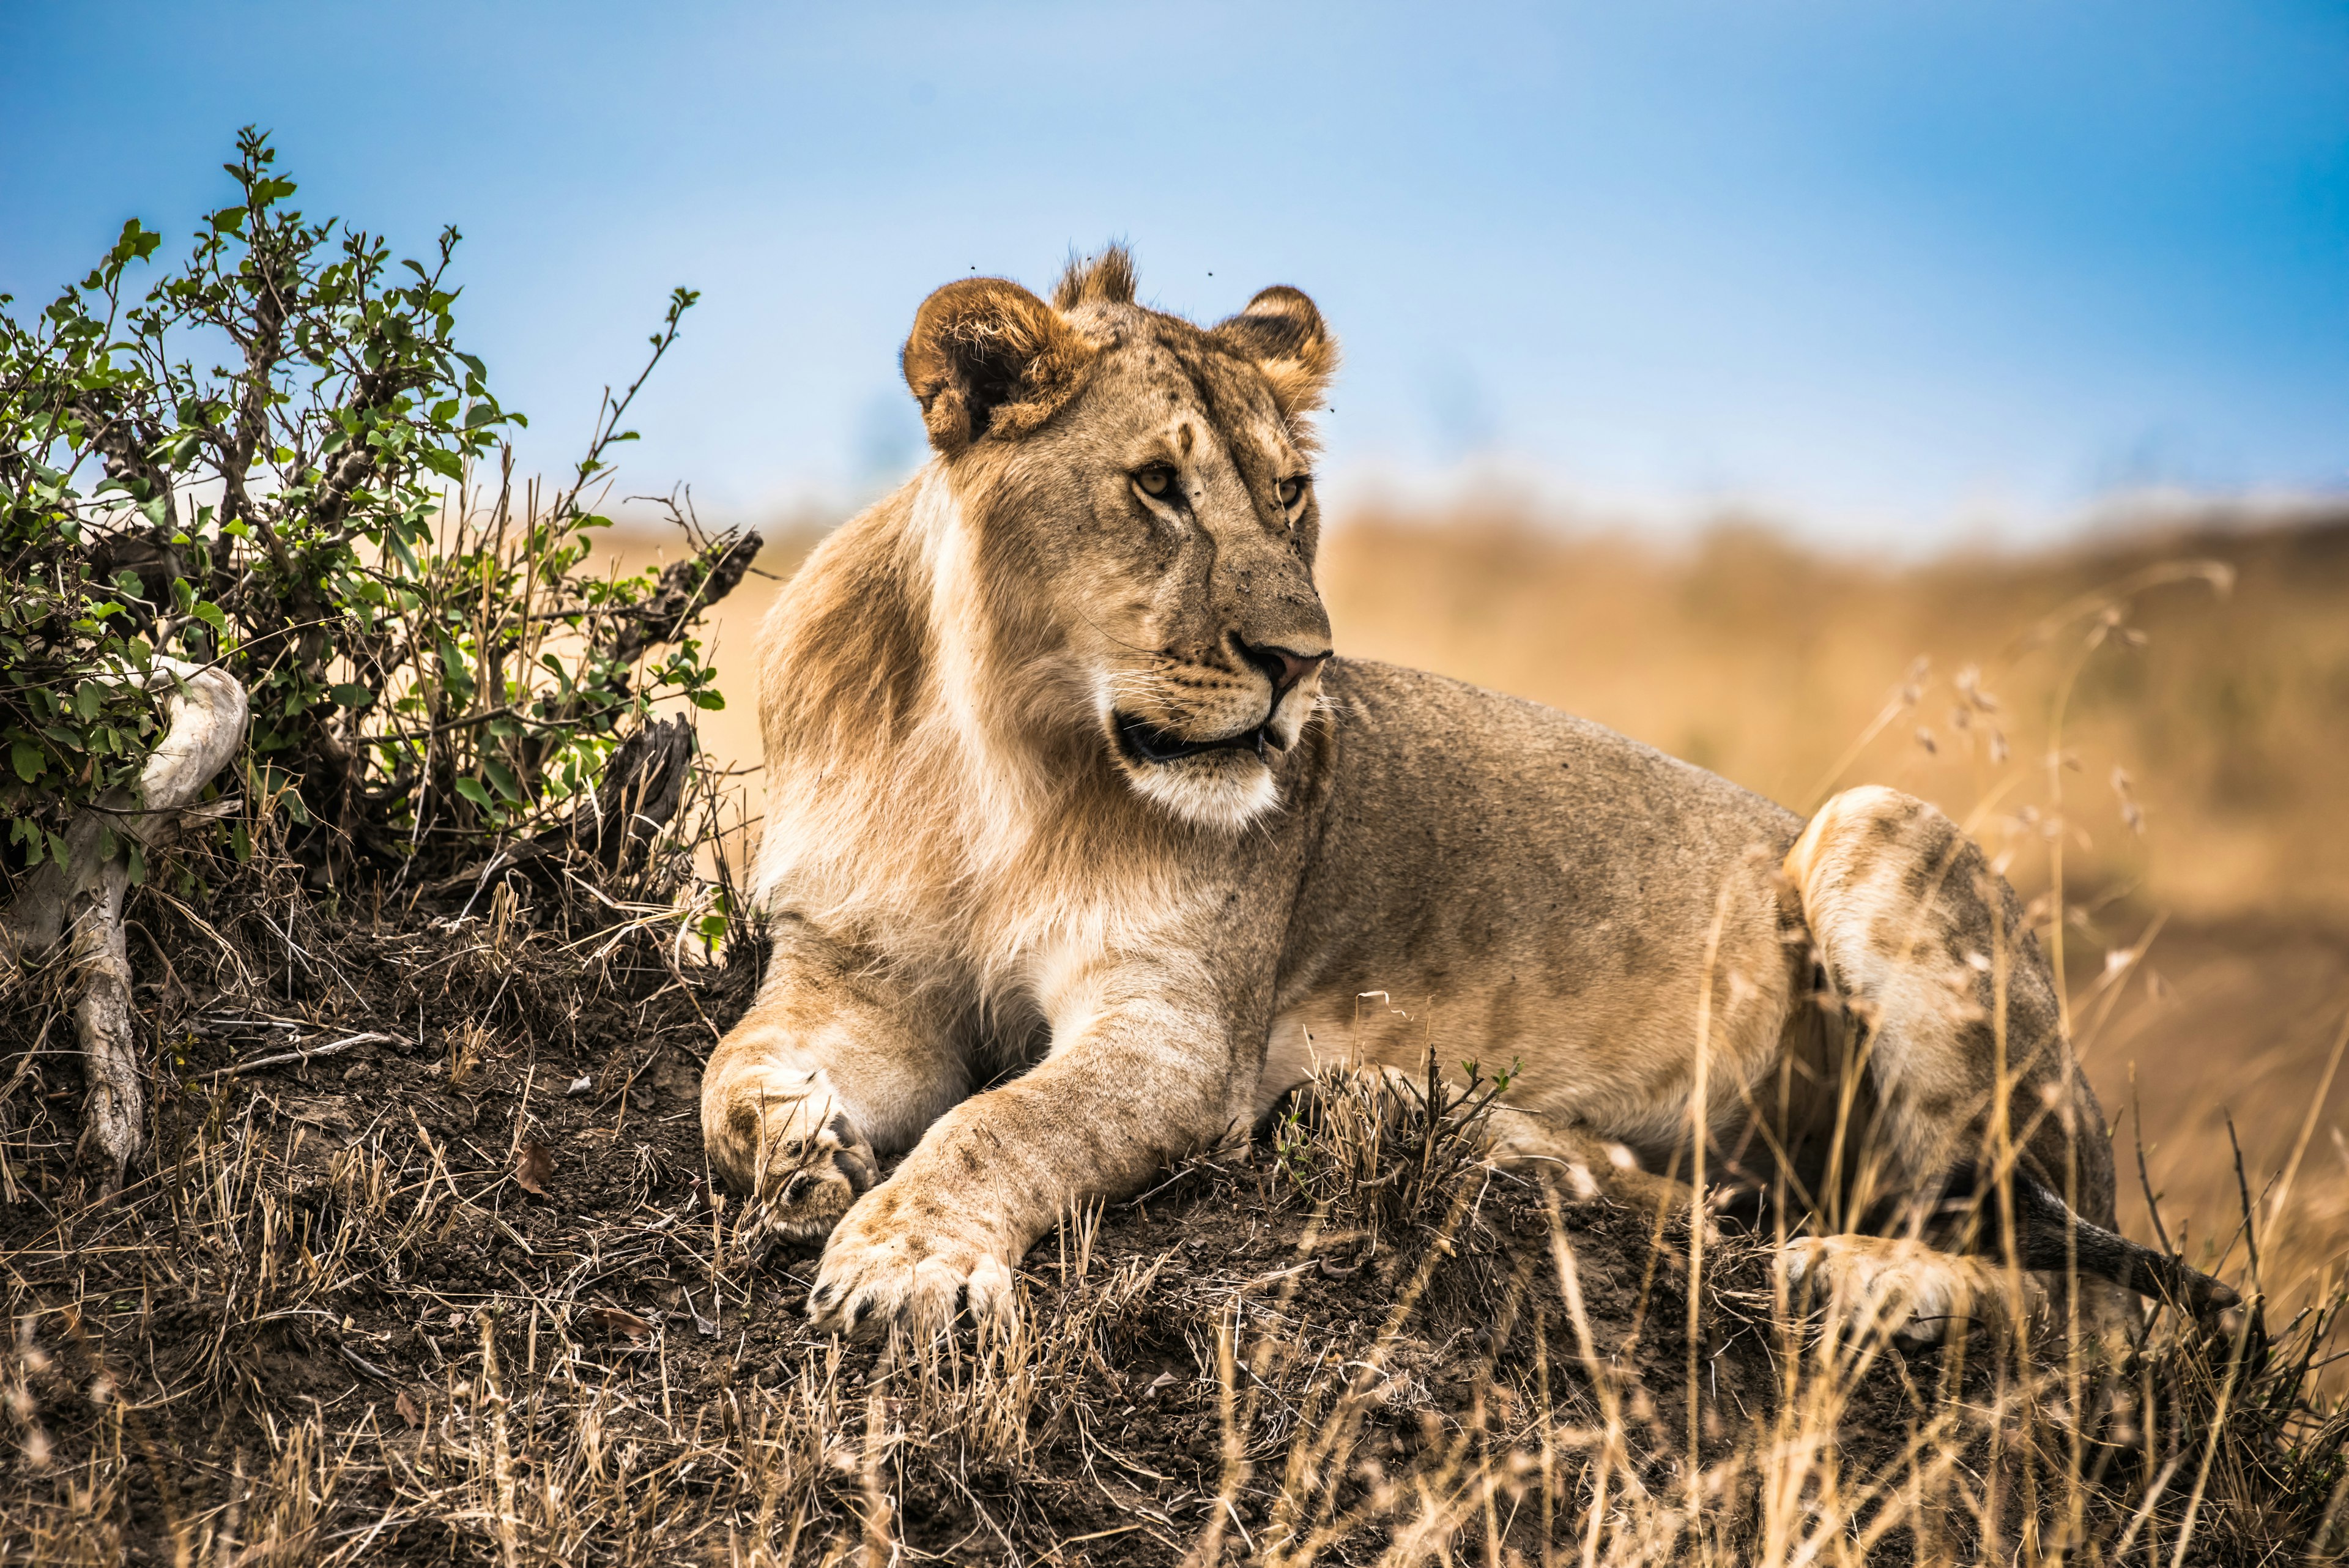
1113,712,1277,767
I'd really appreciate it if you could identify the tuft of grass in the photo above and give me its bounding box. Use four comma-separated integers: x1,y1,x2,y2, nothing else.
1271,1047,1517,1254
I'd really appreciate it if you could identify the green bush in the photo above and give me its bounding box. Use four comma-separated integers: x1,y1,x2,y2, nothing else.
0,128,752,889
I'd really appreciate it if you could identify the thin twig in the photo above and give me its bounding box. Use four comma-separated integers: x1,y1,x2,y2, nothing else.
209,1032,396,1079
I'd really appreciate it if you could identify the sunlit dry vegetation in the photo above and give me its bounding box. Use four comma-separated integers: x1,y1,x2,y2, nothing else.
1319,505,2349,928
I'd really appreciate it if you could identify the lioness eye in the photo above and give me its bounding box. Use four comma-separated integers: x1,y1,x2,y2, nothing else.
1134,466,1174,498
1277,476,1308,508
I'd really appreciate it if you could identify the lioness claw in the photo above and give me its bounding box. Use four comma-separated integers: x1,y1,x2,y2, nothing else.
806,1190,1015,1338
725,1099,878,1258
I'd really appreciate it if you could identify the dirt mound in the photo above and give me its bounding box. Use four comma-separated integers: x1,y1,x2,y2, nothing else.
0,868,2338,1564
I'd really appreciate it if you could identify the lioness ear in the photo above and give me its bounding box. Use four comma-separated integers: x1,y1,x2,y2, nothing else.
902,278,1095,454
1211,286,1338,419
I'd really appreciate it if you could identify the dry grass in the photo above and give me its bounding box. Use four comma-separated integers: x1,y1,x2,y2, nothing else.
4,505,2348,1561
2,978,2341,1562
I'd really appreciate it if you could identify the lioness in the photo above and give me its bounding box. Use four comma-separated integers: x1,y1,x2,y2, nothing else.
703,247,2233,1337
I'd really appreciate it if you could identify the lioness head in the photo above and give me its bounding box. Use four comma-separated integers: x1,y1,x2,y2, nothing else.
901,247,1338,828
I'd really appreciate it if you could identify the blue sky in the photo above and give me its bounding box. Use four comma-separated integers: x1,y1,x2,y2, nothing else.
4,1,2345,547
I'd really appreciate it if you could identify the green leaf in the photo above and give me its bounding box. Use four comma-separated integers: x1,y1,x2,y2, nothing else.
453,777,493,811
691,689,725,711
9,739,40,782
330,682,373,709
481,758,524,802
109,218,161,265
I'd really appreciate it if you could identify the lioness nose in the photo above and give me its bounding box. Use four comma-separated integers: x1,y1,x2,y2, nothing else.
1235,638,1330,697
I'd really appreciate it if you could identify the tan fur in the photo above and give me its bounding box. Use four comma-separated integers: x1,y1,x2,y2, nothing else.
703,248,2181,1340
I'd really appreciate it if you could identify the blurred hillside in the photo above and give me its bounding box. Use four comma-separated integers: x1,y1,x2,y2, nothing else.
1322,505,2349,928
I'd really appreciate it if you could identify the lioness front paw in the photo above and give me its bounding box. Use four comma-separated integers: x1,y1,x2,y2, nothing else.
706,1074,879,1255
806,1183,1015,1338
1776,1235,2043,1346
743,1123,878,1257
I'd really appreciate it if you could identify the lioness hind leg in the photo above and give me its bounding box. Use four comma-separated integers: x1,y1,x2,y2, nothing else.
1778,1234,2044,1347
1482,1107,1702,1220
1783,786,2235,1332
1777,1237,2148,1378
